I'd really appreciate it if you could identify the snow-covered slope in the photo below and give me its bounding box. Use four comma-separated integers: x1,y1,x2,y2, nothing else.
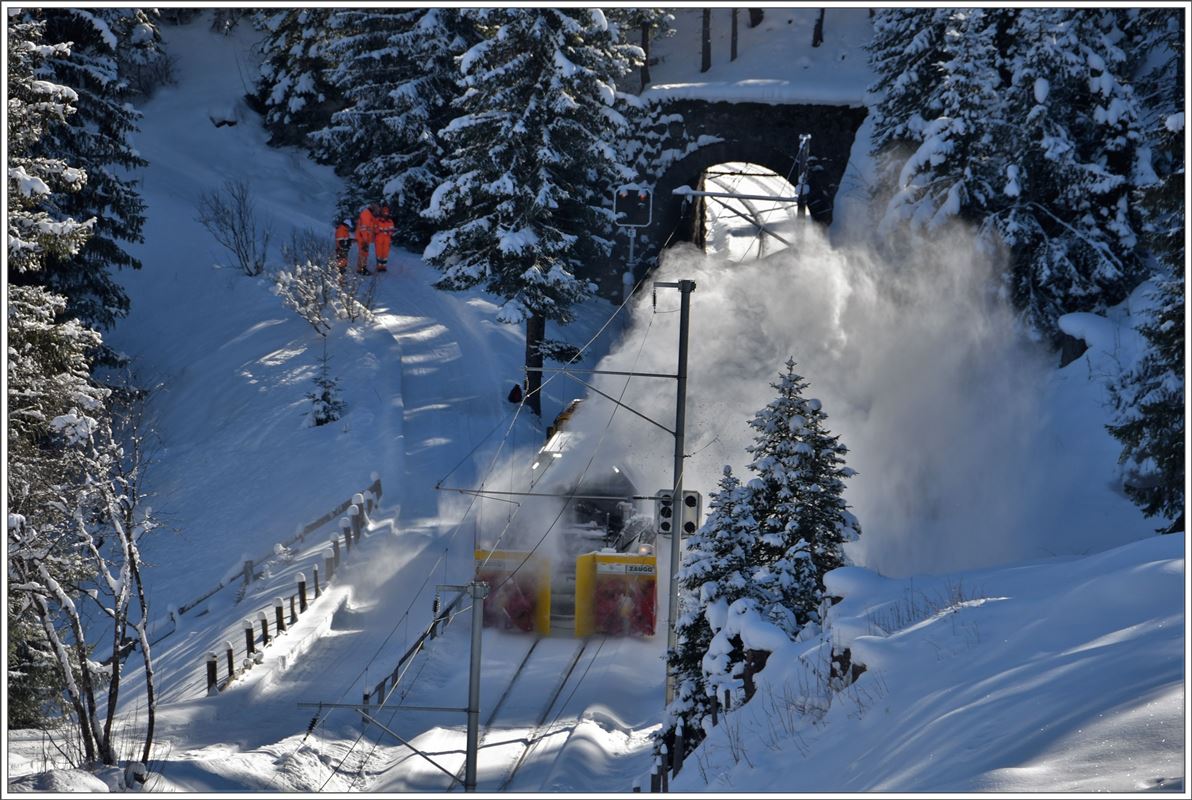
7,11,1184,794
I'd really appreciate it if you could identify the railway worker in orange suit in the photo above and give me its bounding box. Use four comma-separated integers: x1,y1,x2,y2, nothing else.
373,204,394,272
334,217,353,273
355,204,377,274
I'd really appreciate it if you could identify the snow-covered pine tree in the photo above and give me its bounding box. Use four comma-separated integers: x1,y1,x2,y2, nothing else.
879,9,1011,233
744,359,859,635
425,8,639,416
993,8,1147,339
871,8,1151,343
605,8,674,91
16,8,148,334
7,291,105,732
867,8,952,209
314,9,473,249
664,466,761,758
6,14,100,732
100,8,169,98
1108,20,1184,532
253,9,339,148
307,340,346,427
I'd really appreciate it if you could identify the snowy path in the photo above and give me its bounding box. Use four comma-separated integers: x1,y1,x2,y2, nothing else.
367,251,520,529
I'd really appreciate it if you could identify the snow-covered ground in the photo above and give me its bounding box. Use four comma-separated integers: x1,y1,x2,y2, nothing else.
7,11,1185,794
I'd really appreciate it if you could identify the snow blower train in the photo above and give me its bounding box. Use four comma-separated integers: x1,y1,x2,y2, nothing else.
474,401,666,639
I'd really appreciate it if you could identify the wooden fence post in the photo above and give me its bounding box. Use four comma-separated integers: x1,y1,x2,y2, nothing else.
259,610,270,646
650,760,661,792
244,620,255,658
243,559,254,587
324,552,335,582
370,472,382,506
348,503,362,544
710,690,718,726
312,565,320,599
298,573,308,612
331,535,342,567
206,652,218,696
430,593,441,639
673,722,685,776
659,745,669,792
225,641,235,681
289,595,298,625
340,518,352,553
275,598,286,633
632,778,641,792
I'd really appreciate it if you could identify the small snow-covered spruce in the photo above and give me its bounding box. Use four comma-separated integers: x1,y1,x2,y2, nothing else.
26,8,150,335
306,342,346,427
314,9,474,249
744,359,859,636
253,9,339,148
424,8,640,416
664,466,762,759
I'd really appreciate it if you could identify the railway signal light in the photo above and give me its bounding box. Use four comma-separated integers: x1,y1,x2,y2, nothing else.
654,489,674,536
614,185,653,227
680,490,702,537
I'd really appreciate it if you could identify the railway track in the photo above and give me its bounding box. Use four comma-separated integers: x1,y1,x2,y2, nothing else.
450,636,589,791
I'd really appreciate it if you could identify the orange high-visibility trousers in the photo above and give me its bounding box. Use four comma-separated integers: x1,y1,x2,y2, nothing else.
355,208,376,271
334,222,352,271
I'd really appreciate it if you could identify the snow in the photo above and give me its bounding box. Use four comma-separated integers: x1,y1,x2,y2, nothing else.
1033,76,1050,104
6,10,1184,796
643,8,872,107
1166,111,1185,132
8,166,50,197
675,534,1185,793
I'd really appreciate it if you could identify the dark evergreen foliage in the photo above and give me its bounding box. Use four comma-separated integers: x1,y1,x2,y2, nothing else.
314,9,473,249
424,9,639,414
868,8,1175,342
15,8,149,332
254,9,340,148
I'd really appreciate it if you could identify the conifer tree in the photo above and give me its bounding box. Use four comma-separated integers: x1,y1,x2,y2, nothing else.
867,8,951,202
6,14,98,730
254,9,338,148
7,20,92,276
744,359,859,634
605,8,673,90
870,8,1154,342
994,8,1147,339
314,9,472,248
880,9,1010,232
14,8,148,333
1109,38,1184,532
665,466,761,757
425,9,639,416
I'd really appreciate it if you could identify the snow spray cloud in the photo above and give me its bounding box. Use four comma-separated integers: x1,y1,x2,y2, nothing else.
550,223,1059,577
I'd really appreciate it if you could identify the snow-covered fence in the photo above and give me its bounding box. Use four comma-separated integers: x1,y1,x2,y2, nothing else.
198,482,384,696
362,590,468,707
155,474,382,645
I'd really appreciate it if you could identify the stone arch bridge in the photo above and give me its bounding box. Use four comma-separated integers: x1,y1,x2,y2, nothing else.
599,96,867,296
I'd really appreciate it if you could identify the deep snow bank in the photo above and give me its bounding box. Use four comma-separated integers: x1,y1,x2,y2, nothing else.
674,533,1185,793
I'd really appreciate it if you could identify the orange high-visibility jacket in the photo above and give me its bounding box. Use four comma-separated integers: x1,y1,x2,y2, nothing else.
374,210,395,240
355,207,376,246
335,221,352,243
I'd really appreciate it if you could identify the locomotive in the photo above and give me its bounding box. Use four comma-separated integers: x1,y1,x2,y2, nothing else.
476,400,658,637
